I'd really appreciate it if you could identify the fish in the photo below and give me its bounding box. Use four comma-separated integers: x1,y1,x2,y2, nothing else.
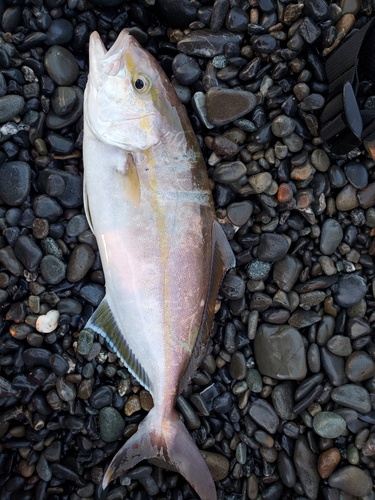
82,29,235,500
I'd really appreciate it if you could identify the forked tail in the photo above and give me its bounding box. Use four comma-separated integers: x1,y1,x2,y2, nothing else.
102,407,216,500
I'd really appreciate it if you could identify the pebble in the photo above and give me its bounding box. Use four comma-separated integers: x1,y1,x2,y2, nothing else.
334,274,367,308
227,201,253,226
90,386,113,409
317,447,341,478
0,95,25,123
177,29,244,57
345,161,368,189
44,46,79,86
36,310,60,333
254,323,307,380
40,255,66,285
271,115,295,137
51,86,77,116
257,233,289,262
213,161,246,183
0,161,31,206
327,335,352,357
313,411,346,438
172,54,201,85
319,218,343,255
200,451,230,481
345,351,375,382
247,259,272,280
293,435,320,499
14,235,42,272
273,254,303,292
206,88,257,125
328,466,373,496
249,399,279,434
248,172,273,193
331,384,371,413
67,244,95,283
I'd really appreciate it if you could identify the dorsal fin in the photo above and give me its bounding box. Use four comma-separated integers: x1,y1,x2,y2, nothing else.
178,220,235,393
86,297,151,391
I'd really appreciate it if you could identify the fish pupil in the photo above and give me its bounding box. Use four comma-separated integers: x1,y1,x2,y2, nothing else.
135,78,145,90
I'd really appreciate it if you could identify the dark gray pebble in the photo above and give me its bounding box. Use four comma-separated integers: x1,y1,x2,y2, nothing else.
334,274,367,308
0,95,25,123
40,255,66,285
0,161,31,206
249,399,279,434
257,233,289,262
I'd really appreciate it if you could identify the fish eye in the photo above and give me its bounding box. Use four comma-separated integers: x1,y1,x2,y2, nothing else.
133,74,151,93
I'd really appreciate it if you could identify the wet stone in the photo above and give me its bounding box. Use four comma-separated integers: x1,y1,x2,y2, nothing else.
331,384,371,413
294,435,320,498
226,7,248,32
289,309,322,328
248,172,272,193
172,54,201,86
40,255,66,285
246,368,263,393
313,411,346,438
0,95,25,123
254,323,307,380
46,19,73,46
318,448,341,479
213,161,246,183
90,386,113,409
227,201,253,226
77,330,94,356
67,244,95,283
273,254,303,292
251,35,277,53
328,466,372,496
44,46,79,86
0,161,31,206
334,274,367,308
358,182,375,209
247,259,272,280
346,317,370,339
51,86,77,116
14,235,42,272
271,115,295,137
344,161,368,189
271,381,296,420
206,88,257,125
56,378,76,402
201,451,230,481
327,335,352,357
33,195,63,221
257,233,289,262
320,218,343,255
249,399,279,434
345,351,375,382
220,273,245,299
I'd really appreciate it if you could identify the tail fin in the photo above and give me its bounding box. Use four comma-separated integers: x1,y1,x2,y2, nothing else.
102,407,216,500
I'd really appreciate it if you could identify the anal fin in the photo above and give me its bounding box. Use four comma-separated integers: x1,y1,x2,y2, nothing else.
85,297,151,391
178,220,235,392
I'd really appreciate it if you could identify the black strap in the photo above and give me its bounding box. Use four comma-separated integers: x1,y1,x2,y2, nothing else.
320,18,375,155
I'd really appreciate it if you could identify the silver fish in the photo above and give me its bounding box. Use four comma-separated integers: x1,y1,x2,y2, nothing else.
83,29,234,500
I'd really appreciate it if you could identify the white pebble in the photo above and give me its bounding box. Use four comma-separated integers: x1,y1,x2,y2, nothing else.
36,310,60,333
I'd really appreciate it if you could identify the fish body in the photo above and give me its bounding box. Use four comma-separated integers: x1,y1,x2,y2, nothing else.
83,30,234,500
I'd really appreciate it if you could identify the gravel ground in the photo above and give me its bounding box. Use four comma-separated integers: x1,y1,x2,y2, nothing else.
1,0,375,499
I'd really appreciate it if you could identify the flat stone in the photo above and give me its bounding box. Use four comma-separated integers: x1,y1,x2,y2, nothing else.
14,235,42,272
206,87,257,125
327,335,352,357
67,244,95,283
44,46,79,86
0,161,31,206
273,254,303,292
294,435,320,499
40,255,66,285
0,95,25,123
200,451,230,481
328,466,372,496
313,411,346,438
336,184,359,211
345,351,375,382
271,381,296,420
254,323,307,380
288,309,322,328
318,448,341,479
358,182,375,209
334,274,367,308
344,161,368,189
271,115,295,137
249,399,279,434
247,259,272,280
227,201,253,226
213,161,247,183
331,384,371,413
320,218,343,255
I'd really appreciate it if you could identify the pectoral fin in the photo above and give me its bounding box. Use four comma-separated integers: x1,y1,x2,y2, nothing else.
85,297,151,391
178,220,235,392
83,179,95,234
118,153,140,208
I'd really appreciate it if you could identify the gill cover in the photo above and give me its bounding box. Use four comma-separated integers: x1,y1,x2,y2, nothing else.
85,31,181,151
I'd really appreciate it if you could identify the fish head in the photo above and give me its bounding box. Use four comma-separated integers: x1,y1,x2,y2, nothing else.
85,30,183,152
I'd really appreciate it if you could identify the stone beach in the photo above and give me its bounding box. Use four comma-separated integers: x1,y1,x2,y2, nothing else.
0,0,375,499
